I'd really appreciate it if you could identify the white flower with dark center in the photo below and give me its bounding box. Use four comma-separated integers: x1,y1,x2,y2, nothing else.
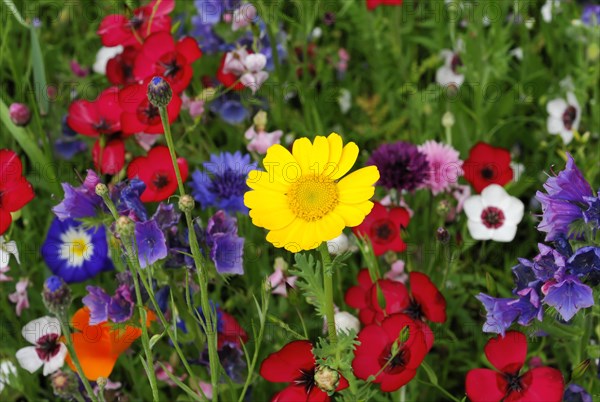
16,317,67,376
436,41,465,89
546,92,581,144
464,184,524,242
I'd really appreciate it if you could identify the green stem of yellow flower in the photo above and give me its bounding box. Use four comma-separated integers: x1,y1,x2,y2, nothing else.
318,242,337,345
158,105,221,402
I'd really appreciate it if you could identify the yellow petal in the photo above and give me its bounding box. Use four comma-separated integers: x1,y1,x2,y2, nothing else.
244,189,288,210
339,186,376,204
251,207,296,230
263,144,301,185
267,219,305,252
327,133,343,166
331,141,359,180
332,201,374,227
292,137,312,175
317,213,346,242
246,169,289,193
337,166,379,204
300,221,320,251
310,135,330,176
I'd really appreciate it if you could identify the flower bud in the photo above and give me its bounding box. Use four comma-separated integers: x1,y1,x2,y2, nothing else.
95,183,109,197
9,103,31,126
314,365,340,394
147,76,173,107
116,216,135,238
42,276,72,315
436,199,451,216
436,227,449,243
334,311,360,334
253,110,268,132
327,233,349,255
51,370,79,399
572,359,591,380
178,195,195,213
442,111,455,129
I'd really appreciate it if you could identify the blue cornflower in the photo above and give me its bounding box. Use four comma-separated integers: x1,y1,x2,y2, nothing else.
52,170,102,221
134,220,168,268
210,94,248,124
41,218,113,283
190,151,256,213
205,211,245,275
536,154,594,241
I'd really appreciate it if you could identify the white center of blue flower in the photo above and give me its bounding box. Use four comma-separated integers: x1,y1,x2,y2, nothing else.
59,227,94,268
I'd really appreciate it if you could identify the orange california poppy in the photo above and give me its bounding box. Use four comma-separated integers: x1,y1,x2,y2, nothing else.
66,307,155,381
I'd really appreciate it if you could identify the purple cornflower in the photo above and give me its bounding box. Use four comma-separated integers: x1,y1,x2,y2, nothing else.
205,211,244,275
134,220,168,268
367,141,430,191
190,152,256,214
535,154,594,241
107,285,134,323
52,170,102,221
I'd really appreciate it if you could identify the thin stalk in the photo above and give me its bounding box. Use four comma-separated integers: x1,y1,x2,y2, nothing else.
158,104,221,402
318,242,337,345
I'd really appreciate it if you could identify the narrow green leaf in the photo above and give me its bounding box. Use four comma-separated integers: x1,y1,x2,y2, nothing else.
30,25,48,115
157,363,204,401
420,361,439,386
2,0,28,27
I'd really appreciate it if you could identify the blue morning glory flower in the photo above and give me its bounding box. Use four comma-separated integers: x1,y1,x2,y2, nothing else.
134,220,168,268
190,151,256,214
41,218,113,283
543,276,594,322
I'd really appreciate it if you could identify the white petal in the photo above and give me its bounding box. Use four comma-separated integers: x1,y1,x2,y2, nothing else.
491,224,518,242
93,46,123,75
546,98,566,116
566,92,579,110
547,116,563,134
503,197,525,224
463,196,484,220
42,343,67,376
467,221,493,240
16,347,43,373
22,316,61,344
559,129,574,144
480,184,510,208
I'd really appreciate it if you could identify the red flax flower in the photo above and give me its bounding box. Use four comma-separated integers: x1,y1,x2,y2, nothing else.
0,150,34,235
366,0,403,11
106,46,139,86
352,201,410,256
133,32,202,94
92,138,126,175
119,80,182,135
260,340,348,401
463,142,513,193
97,0,174,47
67,87,122,137
353,314,427,392
466,331,564,402
127,145,188,202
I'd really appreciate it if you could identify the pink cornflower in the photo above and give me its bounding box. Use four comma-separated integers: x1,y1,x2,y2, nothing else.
9,278,30,316
418,140,463,195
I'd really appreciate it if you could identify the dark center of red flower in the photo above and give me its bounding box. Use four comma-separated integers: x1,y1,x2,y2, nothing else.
93,118,114,134
35,333,61,361
371,219,398,244
480,166,495,180
481,207,505,229
450,54,463,74
378,344,410,375
158,53,185,80
562,105,577,130
136,100,162,125
404,299,424,321
293,367,316,395
504,372,524,394
128,13,145,30
152,172,170,190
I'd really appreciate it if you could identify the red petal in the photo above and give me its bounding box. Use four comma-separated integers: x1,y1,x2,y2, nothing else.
353,324,388,381
358,307,376,325
142,32,174,59
380,314,427,369
98,87,123,126
146,0,175,16
97,15,134,47
357,269,373,290
0,149,22,180
216,54,245,91
93,139,125,175
133,52,157,82
389,206,410,228
271,385,329,402
418,321,435,351
0,208,12,235
177,157,189,182
218,310,248,348
344,285,367,310
119,84,145,113
259,340,315,383
1,178,34,212
336,375,349,391
379,368,417,392
484,331,527,373
67,100,99,136
409,272,447,323
121,112,148,135
368,280,410,318
465,368,507,402
515,367,564,402
176,37,202,63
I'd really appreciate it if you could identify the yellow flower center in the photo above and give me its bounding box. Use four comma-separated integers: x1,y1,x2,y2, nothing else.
287,175,339,221
71,238,89,258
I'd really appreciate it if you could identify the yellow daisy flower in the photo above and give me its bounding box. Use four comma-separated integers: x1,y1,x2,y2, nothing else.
245,133,380,252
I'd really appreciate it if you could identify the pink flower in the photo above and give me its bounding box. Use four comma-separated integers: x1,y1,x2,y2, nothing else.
0,266,12,282
418,141,463,195
155,362,187,387
222,49,269,94
199,381,213,399
451,184,472,213
9,278,30,316
245,126,283,154
232,4,257,31
268,258,298,297
384,260,408,284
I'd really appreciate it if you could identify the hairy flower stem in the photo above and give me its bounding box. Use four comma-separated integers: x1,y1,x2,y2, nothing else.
319,242,337,345
158,106,221,402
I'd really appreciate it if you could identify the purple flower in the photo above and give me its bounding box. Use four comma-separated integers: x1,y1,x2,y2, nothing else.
82,286,111,325
535,154,594,241
564,383,593,402
582,4,600,26
152,203,180,230
54,116,87,160
205,211,244,275
108,284,134,323
583,194,600,230
112,179,148,222
135,220,168,268
210,94,248,124
193,0,240,25
543,275,594,321
476,294,520,336
367,141,430,191
530,244,567,282
190,151,256,214
567,246,600,279
512,259,538,292
52,170,102,221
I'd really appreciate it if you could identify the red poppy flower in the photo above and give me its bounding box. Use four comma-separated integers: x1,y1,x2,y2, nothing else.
0,150,34,235
352,201,410,256
260,340,348,402
353,314,427,392
106,46,139,86
127,145,188,202
366,0,403,11
92,138,125,175
218,309,248,349
97,0,174,47
67,87,122,137
465,331,564,402
463,142,513,193
119,80,182,135
216,53,247,91
133,32,202,94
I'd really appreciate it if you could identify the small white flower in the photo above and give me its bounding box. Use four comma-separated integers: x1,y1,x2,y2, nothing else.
541,0,560,23
436,49,464,88
464,184,524,242
546,92,581,144
93,46,123,75
327,233,350,255
232,4,257,31
509,47,523,60
223,48,250,75
16,317,67,376
334,311,360,335
338,89,352,114
0,360,17,394
0,236,19,269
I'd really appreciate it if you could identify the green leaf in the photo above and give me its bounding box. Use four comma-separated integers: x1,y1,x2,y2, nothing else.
2,0,28,27
290,253,327,317
156,362,204,401
420,361,439,386
30,25,48,115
